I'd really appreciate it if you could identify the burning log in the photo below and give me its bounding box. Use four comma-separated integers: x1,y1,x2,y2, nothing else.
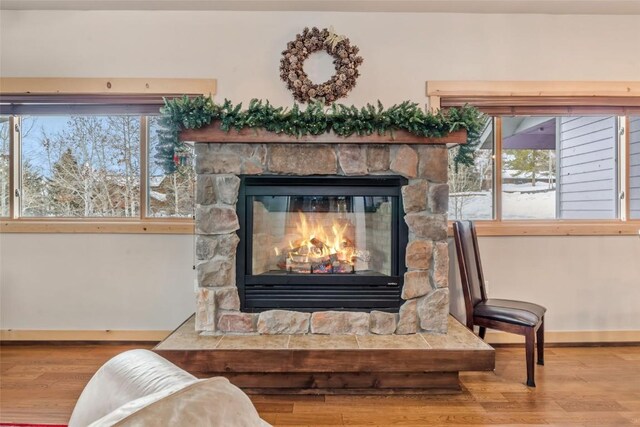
272,211,370,274
274,237,368,274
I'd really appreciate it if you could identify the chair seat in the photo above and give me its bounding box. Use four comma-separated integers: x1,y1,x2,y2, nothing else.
474,298,547,327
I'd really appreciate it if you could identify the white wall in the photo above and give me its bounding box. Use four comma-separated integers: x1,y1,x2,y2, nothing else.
449,236,640,332
1,10,640,333
0,234,195,330
2,11,640,103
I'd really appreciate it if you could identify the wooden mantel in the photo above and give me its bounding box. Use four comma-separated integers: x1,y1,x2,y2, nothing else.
180,125,467,145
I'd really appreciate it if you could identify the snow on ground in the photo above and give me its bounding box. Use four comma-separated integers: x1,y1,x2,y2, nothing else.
449,187,556,220
503,190,555,219
449,192,493,220
503,182,555,193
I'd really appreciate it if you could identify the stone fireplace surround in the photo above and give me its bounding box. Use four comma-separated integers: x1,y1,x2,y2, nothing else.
194,141,450,336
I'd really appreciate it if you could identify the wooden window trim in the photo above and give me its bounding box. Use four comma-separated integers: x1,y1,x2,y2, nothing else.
8,116,19,219
448,220,640,237
0,218,194,234
429,80,640,236
427,81,640,98
0,77,214,234
0,77,216,96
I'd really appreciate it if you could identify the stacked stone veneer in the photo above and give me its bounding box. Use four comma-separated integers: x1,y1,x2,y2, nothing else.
194,142,450,335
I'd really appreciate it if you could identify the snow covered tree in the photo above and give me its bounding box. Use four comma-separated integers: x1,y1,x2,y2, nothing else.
106,116,140,217
47,148,84,216
504,149,555,187
448,146,492,220
21,160,49,216
31,116,141,217
148,116,195,217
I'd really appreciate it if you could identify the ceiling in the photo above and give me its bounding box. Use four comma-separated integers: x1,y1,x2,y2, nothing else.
2,0,640,14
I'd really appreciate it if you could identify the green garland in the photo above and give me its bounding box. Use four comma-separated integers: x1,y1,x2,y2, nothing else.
155,96,485,174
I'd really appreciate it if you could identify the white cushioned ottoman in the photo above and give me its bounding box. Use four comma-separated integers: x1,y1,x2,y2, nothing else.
69,349,270,427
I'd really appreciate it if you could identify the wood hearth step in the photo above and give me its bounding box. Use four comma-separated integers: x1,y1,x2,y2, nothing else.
154,315,495,395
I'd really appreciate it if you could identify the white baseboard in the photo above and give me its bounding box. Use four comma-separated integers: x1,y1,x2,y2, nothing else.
0,329,171,341
485,330,640,344
1,329,639,343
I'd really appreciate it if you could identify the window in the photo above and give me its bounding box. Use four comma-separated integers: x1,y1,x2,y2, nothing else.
0,76,215,232
1,116,9,217
20,115,141,217
501,116,557,220
2,114,195,224
630,116,640,219
0,116,11,217
448,115,628,222
147,116,195,218
501,116,620,220
448,116,494,220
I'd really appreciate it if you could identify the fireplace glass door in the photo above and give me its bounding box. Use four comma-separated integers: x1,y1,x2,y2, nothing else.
237,176,408,312
252,195,392,276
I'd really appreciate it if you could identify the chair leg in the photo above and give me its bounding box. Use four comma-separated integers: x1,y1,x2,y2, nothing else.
525,328,536,387
537,317,545,366
478,327,486,339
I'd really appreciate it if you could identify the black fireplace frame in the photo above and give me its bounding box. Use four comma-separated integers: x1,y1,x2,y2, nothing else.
236,175,408,312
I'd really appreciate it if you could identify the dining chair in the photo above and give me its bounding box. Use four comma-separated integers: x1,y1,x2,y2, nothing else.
453,220,546,387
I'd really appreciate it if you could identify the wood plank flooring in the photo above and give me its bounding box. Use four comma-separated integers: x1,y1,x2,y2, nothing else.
1,343,639,426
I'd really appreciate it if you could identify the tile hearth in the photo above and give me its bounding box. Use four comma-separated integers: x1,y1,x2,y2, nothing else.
154,314,494,394
156,315,491,351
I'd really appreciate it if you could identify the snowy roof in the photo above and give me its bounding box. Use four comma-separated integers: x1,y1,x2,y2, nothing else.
150,191,167,202
149,176,165,187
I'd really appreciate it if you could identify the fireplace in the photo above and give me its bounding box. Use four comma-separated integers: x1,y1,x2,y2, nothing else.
194,142,451,335
236,176,408,312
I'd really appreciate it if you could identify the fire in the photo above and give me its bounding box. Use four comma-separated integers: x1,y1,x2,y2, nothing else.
293,212,354,262
274,211,358,274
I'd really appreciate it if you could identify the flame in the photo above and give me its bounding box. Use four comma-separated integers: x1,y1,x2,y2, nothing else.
274,211,356,273
293,212,354,263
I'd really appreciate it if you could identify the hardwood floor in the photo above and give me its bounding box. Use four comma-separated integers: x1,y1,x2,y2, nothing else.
1,343,639,426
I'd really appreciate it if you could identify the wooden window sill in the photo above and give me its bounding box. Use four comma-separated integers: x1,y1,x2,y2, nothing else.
0,219,194,234
449,220,640,237
3,219,637,236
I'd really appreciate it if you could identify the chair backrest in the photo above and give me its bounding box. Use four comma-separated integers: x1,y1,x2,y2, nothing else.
452,221,488,328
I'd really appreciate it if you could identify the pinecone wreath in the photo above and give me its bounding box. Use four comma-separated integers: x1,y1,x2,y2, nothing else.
280,27,364,105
